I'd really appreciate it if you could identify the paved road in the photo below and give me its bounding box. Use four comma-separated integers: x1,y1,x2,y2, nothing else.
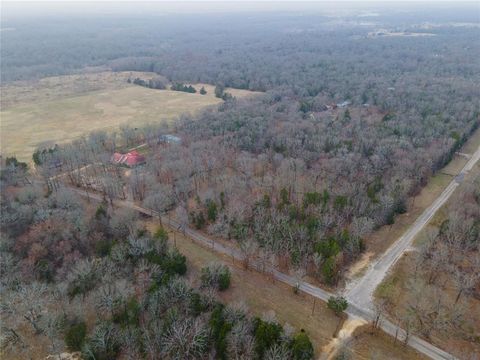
345,144,480,312
65,184,462,360
58,142,480,360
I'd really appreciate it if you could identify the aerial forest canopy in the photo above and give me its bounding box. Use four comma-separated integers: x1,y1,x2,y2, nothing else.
1,4,480,358
3,7,478,284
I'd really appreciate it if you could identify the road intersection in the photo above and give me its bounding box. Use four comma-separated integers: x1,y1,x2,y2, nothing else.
62,143,479,359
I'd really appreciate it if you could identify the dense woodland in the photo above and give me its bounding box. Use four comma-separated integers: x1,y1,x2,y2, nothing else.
0,179,314,359
1,4,480,359
3,7,480,85
4,7,479,284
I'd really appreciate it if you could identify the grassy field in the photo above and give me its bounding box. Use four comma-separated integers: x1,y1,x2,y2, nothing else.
1,71,259,161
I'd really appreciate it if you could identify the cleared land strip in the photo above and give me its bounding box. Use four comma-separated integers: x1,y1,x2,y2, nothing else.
345,144,480,311
65,185,460,360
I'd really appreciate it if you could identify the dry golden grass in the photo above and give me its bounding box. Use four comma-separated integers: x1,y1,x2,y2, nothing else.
348,325,429,360
0,71,260,161
1,71,146,108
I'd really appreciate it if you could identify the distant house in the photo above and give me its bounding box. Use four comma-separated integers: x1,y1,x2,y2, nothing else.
111,150,145,167
158,134,182,145
337,100,351,108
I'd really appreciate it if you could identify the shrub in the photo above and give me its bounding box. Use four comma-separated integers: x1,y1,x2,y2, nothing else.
95,239,113,257
162,250,187,276
322,257,338,285
222,92,234,101
305,216,319,238
394,200,407,214
333,195,348,210
315,237,340,259
299,100,313,113
148,78,166,89
327,296,348,316
113,297,140,328
261,194,271,208
218,270,231,291
291,329,314,360
95,204,107,219
171,82,196,93
338,229,351,249
303,191,322,207
145,246,186,279
206,200,218,222
154,227,169,242
64,321,87,351
293,283,300,295
253,318,283,358
219,192,225,209
215,84,225,98
279,187,290,207
193,211,206,229
32,150,42,165
288,204,300,221
67,260,98,299
385,210,395,225
189,292,208,316
201,263,231,291
35,259,54,282
5,156,27,170
209,304,231,360
382,113,395,122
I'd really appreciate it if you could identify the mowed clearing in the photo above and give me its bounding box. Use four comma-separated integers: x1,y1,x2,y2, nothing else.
1,71,259,161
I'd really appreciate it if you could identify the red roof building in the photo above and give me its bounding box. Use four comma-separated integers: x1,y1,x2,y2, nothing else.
111,150,145,167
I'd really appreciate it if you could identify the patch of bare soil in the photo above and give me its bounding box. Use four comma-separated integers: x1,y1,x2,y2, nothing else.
344,251,374,280
321,315,367,359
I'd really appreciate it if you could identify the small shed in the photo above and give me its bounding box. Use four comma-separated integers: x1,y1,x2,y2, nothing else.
159,134,182,145
337,100,351,108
